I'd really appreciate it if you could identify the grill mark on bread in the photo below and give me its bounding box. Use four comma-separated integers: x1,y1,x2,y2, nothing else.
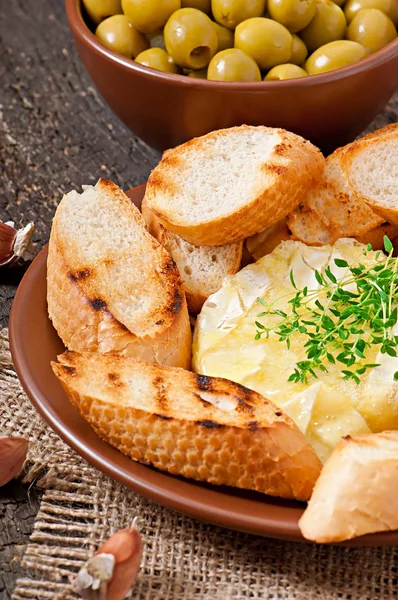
196,419,224,429
90,298,107,311
156,319,164,326
153,376,169,412
195,374,213,391
61,365,76,376
161,255,179,273
68,268,92,282
157,256,184,315
167,288,183,314
248,420,259,431
107,372,124,387
236,397,254,414
229,380,256,403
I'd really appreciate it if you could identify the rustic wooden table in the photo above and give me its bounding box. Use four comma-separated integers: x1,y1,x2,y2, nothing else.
0,1,397,598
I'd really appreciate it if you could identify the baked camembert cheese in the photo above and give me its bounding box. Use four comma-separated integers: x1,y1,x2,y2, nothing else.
193,239,398,462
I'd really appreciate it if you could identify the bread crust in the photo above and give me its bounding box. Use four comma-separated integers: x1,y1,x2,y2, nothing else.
144,126,324,246
299,431,398,543
47,179,192,369
142,198,243,313
52,351,322,501
340,133,398,226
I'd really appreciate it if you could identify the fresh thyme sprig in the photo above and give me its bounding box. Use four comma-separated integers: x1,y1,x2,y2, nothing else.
255,237,398,385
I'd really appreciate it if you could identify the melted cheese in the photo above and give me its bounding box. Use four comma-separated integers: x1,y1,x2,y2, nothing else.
193,239,398,462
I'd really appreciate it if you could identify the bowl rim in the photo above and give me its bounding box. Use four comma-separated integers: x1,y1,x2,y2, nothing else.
66,0,398,90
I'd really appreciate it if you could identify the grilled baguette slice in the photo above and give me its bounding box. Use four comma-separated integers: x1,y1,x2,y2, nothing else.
305,149,384,236
144,126,324,246
288,147,384,245
340,129,398,226
299,431,398,543
47,179,191,369
142,198,243,313
52,351,322,501
288,204,337,246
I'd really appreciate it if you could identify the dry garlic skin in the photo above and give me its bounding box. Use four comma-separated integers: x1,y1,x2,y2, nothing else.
193,239,398,462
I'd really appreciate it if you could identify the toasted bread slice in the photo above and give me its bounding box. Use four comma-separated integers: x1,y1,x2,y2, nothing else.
288,205,398,250
47,179,192,369
245,218,291,261
142,198,243,314
144,126,324,246
305,149,384,237
299,431,398,543
340,130,398,226
287,204,337,246
288,145,387,246
52,351,322,501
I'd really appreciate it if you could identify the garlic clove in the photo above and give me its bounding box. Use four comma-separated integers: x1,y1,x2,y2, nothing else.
76,526,143,600
0,437,29,487
102,529,143,600
0,222,17,265
0,221,35,267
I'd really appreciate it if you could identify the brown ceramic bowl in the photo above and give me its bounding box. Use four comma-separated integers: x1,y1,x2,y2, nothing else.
8,185,398,546
65,0,398,153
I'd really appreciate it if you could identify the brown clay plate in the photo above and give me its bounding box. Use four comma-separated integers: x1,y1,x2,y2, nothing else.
9,184,398,546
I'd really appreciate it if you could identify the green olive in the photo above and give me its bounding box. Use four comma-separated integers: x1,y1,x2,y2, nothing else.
188,67,208,77
264,63,308,79
347,9,397,53
207,48,261,81
211,0,267,30
135,47,181,72
344,0,398,24
121,0,180,34
181,0,211,12
235,18,293,70
300,0,347,54
213,22,235,51
147,32,166,49
290,35,308,64
305,40,369,74
164,8,218,69
268,0,316,33
95,15,149,58
82,0,122,25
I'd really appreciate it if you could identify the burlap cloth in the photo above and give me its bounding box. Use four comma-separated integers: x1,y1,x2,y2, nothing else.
1,329,398,599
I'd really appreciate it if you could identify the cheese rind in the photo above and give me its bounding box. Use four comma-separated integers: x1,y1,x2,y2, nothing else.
193,239,398,462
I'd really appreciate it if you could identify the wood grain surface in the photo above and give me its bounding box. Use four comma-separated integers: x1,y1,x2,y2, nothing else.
0,1,397,598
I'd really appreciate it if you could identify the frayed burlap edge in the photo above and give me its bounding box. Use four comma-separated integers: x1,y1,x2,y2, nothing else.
1,328,398,600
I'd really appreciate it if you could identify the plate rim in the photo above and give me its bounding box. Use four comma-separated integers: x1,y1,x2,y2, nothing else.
8,184,398,547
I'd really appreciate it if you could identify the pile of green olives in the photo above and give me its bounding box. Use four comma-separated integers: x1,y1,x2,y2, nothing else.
83,0,398,81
